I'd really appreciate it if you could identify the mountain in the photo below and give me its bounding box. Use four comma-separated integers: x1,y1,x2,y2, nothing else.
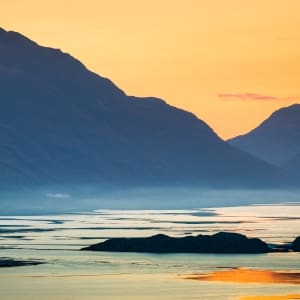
0,28,289,205
284,152,300,176
228,104,300,166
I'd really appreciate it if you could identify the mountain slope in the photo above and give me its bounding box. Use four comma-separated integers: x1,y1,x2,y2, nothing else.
284,152,300,176
228,104,300,166
0,28,287,198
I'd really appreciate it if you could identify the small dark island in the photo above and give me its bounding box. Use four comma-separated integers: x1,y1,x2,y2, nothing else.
0,258,45,268
81,232,271,254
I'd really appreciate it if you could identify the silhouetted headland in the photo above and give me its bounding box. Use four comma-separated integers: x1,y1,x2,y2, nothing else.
81,232,271,253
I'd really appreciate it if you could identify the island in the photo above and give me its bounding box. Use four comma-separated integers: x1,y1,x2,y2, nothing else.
81,232,271,254
0,258,45,268
292,237,300,251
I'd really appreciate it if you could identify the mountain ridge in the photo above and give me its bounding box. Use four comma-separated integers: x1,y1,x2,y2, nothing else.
228,103,300,166
0,28,293,210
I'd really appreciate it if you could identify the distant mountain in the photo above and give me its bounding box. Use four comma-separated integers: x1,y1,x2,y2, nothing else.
228,104,300,166
0,28,289,202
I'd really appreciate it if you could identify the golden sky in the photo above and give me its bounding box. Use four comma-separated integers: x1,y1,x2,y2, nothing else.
1,0,300,138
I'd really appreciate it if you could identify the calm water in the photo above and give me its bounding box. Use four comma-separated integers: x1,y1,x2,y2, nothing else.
1,204,300,299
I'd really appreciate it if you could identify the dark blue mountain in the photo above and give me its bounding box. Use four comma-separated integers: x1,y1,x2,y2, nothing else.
0,28,289,204
284,152,300,176
228,104,300,166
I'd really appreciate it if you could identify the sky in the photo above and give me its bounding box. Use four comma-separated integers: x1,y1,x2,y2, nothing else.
1,0,300,139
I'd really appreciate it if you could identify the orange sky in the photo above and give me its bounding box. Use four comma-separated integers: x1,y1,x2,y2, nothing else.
1,0,300,138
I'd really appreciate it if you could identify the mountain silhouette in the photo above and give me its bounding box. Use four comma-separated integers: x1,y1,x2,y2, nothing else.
0,28,289,202
228,104,300,166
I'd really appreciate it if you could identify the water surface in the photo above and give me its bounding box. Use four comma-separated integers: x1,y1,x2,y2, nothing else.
1,204,300,299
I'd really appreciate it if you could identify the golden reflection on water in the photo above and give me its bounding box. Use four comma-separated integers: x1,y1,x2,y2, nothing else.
240,294,300,299
185,268,300,284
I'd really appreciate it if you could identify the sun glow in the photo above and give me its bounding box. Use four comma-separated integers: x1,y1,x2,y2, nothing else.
240,295,300,300
186,268,300,284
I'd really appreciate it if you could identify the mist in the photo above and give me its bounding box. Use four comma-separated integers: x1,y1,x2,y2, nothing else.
2,185,300,215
